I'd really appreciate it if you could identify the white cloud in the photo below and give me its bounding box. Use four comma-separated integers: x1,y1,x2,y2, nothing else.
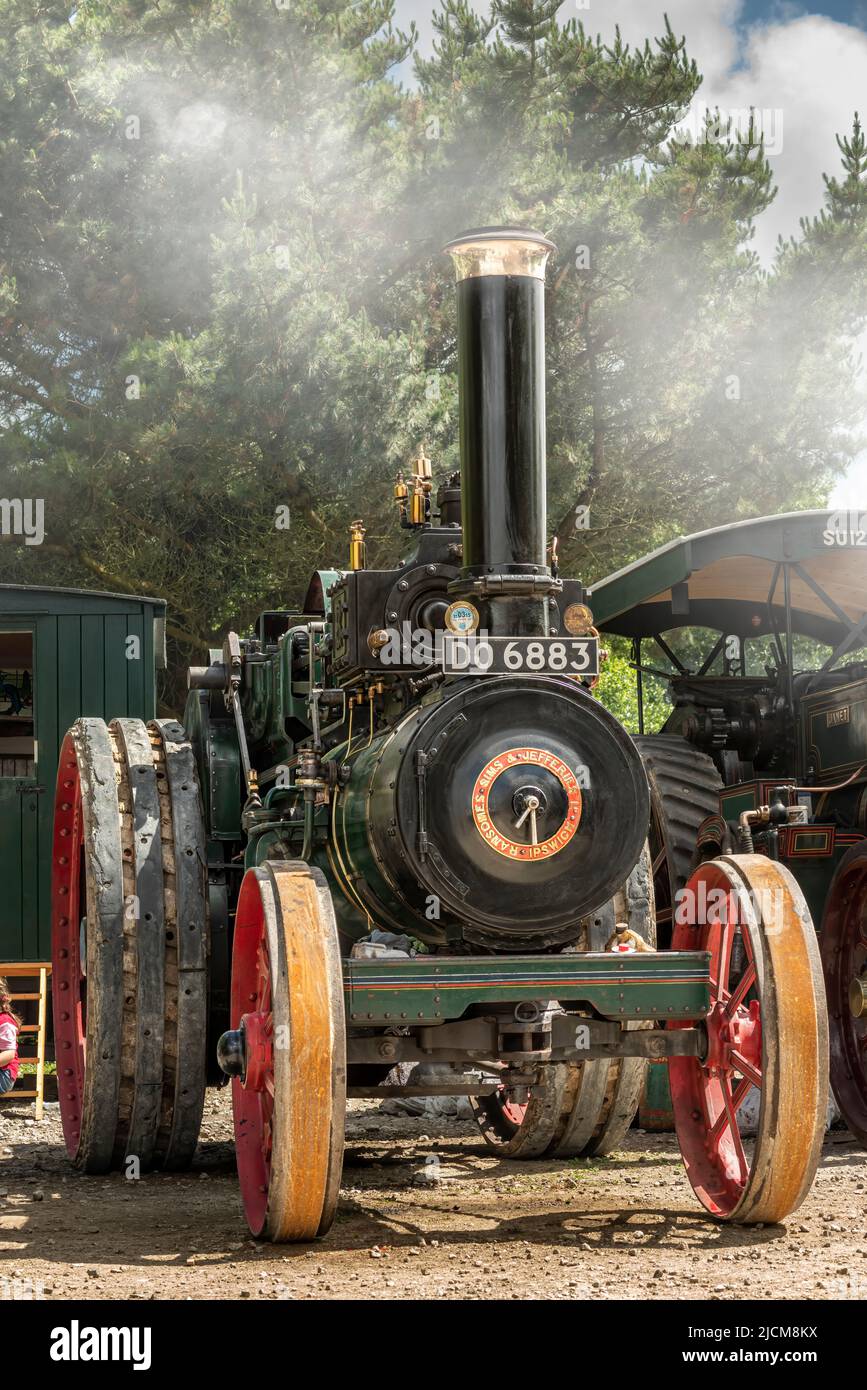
395,1,867,503
560,0,746,87
704,16,867,259
830,450,867,506
397,1,866,256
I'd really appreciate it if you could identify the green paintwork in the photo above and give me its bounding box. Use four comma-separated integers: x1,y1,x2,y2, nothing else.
639,1057,674,1130
343,950,711,1025
185,688,242,842
719,787,761,819
0,585,164,960
801,675,867,781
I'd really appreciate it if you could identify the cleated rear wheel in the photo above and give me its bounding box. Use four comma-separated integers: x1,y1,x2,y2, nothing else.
821,841,867,1146
51,718,208,1172
471,846,655,1159
634,735,722,949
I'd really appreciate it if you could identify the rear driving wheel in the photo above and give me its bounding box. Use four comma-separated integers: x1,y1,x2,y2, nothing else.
471,846,655,1159
634,736,722,949
670,855,828,1223
51,717,208,1172
821,841,867,1146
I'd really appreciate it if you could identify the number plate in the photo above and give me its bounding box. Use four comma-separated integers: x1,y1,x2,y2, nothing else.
441,635,599,677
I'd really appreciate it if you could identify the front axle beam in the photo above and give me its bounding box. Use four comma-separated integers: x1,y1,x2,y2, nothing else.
343,950,711,1026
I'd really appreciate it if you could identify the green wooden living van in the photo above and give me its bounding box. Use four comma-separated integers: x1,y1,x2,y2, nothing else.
0,585,166,961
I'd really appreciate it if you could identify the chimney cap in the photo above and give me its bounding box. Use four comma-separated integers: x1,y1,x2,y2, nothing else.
443,226,556,282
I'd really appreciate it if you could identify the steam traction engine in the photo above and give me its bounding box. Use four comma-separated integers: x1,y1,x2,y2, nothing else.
52,231,828,1238
591,512,867,1144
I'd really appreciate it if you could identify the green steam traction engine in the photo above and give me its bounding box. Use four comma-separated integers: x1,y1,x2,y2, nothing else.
52,231,828,1240
591,512,867,1142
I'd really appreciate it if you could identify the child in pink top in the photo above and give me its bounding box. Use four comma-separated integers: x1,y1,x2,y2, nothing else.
0,979,21,1095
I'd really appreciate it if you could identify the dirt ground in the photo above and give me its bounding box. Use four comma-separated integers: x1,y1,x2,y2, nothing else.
0,1090,864,1301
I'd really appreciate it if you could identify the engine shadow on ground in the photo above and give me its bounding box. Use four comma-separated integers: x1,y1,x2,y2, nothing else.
0,1129,839,1273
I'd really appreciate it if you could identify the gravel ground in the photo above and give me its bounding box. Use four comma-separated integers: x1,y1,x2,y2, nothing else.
0,1090,865,1301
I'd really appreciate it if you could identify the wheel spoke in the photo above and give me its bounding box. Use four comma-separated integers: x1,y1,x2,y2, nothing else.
722,1082,749,1186
730,1052,762,1090
724,963,757,1018
719,919,736,993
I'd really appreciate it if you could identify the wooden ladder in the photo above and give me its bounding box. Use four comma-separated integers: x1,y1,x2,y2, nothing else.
0,963,51,1120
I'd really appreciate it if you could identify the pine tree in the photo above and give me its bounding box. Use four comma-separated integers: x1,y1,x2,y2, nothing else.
0,0,864,701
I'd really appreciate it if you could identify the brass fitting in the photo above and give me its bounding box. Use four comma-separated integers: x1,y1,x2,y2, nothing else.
349,519,367,571
409,446,433,527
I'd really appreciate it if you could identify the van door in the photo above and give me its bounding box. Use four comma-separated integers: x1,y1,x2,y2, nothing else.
0,624,38,960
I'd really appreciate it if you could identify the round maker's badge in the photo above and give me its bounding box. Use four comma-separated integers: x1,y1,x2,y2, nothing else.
471,746,583,861
445,600,480,635
562,602,594,636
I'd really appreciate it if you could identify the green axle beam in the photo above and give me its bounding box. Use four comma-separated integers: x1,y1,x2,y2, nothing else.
343,950,711,1026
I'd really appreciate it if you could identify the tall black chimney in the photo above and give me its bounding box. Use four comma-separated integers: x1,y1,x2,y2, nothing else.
444,227,558,635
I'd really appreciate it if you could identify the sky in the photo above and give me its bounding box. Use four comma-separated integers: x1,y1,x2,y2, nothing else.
393,0,867,505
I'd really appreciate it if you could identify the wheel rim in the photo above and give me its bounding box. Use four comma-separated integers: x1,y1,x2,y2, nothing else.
670,862,762,1215
670,856,827,1223
822,844,867,1145
231,863,346,1242
51,732,87,1159
231,872,276,1237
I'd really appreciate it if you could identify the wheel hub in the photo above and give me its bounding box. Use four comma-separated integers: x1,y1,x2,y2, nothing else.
704,997,761,1073
239,1010,272,1091
850,972,867,1019
216,1026,246,1079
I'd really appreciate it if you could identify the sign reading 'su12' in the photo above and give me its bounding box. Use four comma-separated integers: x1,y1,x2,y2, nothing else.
441,634,599,677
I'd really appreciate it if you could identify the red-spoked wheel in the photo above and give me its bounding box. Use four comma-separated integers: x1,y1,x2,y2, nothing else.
821,841,867,1146
229,861,346,1241
670,855,828,1223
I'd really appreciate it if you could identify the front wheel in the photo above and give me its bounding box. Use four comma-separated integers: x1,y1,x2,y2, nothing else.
670,855,828,1223
229,861,346,1241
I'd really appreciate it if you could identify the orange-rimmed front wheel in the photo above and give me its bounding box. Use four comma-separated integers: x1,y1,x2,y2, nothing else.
226,861,346,1242
670,855,828,1223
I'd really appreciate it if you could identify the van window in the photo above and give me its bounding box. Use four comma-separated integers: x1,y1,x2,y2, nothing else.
0,631,35,777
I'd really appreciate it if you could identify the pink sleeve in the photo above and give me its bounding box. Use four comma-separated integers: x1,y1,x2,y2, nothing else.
0,1022,17,1049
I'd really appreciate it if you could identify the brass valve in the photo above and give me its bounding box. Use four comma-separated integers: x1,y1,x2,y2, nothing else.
393,470,410,527
412,445,432,483
349,519,367,571
410,486,427,527
409,445,433,527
